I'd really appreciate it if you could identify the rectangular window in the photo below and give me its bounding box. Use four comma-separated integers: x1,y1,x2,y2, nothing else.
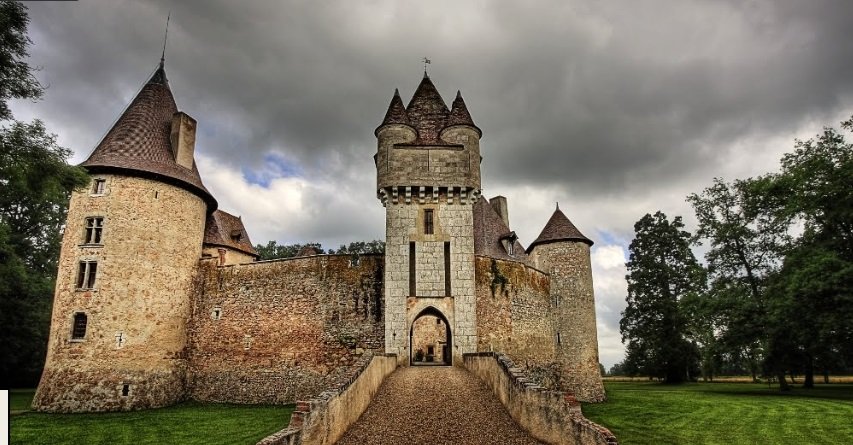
92,179,106,195
409,242,416,297
424,209,434,235
444,241,451,296
77,261,98,289
71,312,87,340
84,217,104,244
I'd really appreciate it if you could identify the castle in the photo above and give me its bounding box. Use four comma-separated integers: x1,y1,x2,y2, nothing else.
32,61,606,412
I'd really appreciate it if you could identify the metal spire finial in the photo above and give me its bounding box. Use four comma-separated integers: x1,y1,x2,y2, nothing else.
160,11,171,67
556,202,560,211
422,57,431,76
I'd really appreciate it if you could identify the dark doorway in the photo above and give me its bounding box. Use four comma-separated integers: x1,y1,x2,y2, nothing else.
409,307,452,366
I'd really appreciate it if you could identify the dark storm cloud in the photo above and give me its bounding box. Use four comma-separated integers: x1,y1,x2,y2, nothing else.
20,0,853,193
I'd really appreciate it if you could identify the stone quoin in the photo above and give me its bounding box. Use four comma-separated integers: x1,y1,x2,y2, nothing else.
32,63,606,412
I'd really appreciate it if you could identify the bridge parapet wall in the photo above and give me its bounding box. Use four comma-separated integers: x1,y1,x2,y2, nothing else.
463,352,617,445
257,353,398,445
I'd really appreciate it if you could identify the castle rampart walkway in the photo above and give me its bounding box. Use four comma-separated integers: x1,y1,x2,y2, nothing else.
335,366,543,445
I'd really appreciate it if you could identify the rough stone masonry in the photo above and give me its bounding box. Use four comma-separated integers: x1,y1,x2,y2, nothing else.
32,64,605,412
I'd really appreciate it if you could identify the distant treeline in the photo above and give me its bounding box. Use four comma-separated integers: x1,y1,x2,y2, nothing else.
254,240,385,260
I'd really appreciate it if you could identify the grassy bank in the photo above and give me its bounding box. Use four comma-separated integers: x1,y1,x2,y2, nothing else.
10,391,292,445
583,382,853,445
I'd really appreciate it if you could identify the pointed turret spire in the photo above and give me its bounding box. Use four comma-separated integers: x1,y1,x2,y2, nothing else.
445,90,481,136
81,62,215,211
526,206,593,253
406,75,449,143
378,88,411,128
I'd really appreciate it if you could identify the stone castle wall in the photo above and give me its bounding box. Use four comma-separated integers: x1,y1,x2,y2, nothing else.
33,174,207,412
187,254,384,404
529,242,606,402
474,257,556,371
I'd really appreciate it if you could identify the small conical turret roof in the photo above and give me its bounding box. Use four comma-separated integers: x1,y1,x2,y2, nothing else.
406,74,449,144
375,88,411,135
526,205,593,253
81,62,216,211
445,90,481,136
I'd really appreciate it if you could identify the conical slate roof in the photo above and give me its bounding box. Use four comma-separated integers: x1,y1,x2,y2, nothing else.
446,90,481,136
526,205,593,253
375,88,411,135
405,74,449,144
80,63,216,211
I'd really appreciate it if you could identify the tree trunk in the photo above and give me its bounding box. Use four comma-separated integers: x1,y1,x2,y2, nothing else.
804,355,814,388
823,368,830,384
789,372,796,384
778,371,791,391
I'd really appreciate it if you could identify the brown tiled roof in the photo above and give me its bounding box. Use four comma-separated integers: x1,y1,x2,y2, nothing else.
375,88,411,135
80,63,217,211
203,209,258,257
405,74,449,144
445,91,481,136
526,205,593,253
473,197,531,264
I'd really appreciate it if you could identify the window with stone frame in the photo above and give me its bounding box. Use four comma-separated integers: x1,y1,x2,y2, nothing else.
84,217,104,244
71,312,87,340
92,178,106,195
424,209,434,235
76,260,98,289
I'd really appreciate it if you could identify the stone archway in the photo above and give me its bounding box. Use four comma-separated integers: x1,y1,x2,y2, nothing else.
409,307,452,366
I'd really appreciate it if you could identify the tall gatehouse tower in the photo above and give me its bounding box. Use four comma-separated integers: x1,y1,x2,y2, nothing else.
375,74,482,364
33,62,216,411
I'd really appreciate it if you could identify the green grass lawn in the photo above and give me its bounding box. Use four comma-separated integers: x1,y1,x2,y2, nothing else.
582,382,853,445
10,389,35,413
10,391,293,445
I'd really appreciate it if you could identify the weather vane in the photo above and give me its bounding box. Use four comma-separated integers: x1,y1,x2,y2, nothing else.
161,11,171,65
423,57,431,74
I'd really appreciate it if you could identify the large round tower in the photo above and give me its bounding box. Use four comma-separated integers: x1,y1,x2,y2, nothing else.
375,74,482,365
527,205,606,402
33,63,216,412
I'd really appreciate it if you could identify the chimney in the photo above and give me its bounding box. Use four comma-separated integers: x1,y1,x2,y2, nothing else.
170,112,197,169
489,196,510,228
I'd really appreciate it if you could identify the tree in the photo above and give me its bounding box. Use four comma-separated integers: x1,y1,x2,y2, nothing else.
0,1,42,120
761,117,853,388
0,2,89,386
254,240,325,260
620,211,704,383
688,177,790,386
328,240,385,255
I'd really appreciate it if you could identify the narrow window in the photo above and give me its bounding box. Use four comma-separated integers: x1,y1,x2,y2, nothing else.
557,332,562,346
71,313,87,339
507,242,514,256
84,217,104,244
409,242,416,297
444,241,451,296
92,179,106,195
121,384,130,397
424,209,434,235
77,261,98,289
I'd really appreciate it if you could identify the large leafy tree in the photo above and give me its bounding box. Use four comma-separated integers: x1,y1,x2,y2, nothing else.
687,177,790,385
621,211,705,383
0,2,89,386
762,117,853,387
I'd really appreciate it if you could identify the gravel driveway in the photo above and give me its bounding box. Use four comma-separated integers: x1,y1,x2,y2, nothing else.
335,366,543,445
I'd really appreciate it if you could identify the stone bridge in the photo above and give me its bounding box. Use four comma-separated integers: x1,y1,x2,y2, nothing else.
257,353,617,445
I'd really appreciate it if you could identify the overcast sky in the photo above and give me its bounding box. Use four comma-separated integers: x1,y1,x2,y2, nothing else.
11,0,853,369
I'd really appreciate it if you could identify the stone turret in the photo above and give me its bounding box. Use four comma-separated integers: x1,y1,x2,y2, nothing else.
376,74,482,365
33,62,213,412
527,205,606,402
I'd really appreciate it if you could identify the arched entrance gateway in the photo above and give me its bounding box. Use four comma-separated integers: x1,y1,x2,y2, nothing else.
409,307,452,365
